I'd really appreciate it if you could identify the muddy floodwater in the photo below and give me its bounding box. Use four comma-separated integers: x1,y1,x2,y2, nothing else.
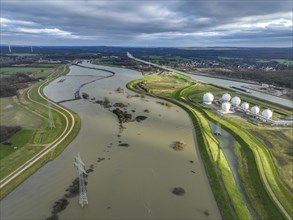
1,61,221,219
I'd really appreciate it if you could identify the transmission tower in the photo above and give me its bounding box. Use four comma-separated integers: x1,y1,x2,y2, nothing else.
74,153,89,207
214,116,222,136
47,101,55,129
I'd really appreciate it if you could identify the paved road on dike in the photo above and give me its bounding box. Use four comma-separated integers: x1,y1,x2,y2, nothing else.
0,66,76,189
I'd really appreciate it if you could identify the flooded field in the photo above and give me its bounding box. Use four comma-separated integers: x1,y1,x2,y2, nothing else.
1,62,220,219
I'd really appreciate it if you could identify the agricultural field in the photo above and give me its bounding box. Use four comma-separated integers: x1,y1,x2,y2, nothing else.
0,67,55,77
0,97,42,128
127,71,293,220
0,65,81,199
257,59,293,65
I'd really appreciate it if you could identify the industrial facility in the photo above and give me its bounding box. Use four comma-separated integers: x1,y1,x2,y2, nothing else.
201,92,292,126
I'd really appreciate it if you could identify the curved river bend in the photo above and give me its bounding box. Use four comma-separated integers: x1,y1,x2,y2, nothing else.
1,61,221,219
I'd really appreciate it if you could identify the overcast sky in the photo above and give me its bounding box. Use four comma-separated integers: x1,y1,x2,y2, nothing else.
1,0,292,47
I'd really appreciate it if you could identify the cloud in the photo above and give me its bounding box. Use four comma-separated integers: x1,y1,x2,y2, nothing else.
0,0,292,46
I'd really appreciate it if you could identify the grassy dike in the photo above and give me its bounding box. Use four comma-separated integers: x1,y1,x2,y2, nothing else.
127,80,248,220
0,65,81,199
126,73,291,220
181,95,288,220
181,86,292,219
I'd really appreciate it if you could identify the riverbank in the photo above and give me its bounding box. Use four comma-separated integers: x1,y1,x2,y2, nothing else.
127,71,292,220
1,62,221,220
0,65,81,199
127,52,293,108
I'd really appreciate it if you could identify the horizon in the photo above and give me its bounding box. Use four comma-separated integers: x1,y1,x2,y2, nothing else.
1,0,292,47
1,45,293,49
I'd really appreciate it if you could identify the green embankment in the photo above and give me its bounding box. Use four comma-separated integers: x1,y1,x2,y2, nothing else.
0,65,81,199
127,80,251,220
127,72,292,220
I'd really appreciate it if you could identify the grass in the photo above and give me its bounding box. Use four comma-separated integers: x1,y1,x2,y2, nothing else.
127,71,292,220
0,153,51,199
0,97,42,128
0,129,34,159
127,78,244,220
0,67,54,77
257,59,293,65
0,145,44,179
187,83,292,119
0,65,81,199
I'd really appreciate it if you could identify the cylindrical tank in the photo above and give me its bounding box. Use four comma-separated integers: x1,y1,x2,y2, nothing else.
262,109,273,119
251,106,260,114
203,92,214,104
221,102,231,113
241,102,249,110
222,93,231,102
231,96,241,106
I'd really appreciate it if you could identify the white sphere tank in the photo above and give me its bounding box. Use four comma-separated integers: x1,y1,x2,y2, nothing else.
222,93,231,102
241,102,249,110
203,92,214,104
231,96,241,106
262,109,273,119
221,102,231,113
251,106,260,114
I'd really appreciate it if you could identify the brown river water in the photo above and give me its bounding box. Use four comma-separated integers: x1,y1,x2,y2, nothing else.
0,61,220,220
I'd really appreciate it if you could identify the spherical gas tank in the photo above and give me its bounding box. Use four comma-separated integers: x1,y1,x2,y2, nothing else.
251,106,260,114
221,102,231,113
262,109,273,119
231,96,241,106
222,93,231,102
241,102,249,110
203,92,214,104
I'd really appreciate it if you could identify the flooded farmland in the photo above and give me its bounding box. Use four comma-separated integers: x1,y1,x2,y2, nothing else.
1,61,221,219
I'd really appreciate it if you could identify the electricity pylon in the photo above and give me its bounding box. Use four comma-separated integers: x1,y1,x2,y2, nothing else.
74,153,88,207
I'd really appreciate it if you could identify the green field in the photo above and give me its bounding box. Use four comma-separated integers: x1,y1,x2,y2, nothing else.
0,97,43,128
0,129,34,159
0,65,81,199
0,67,54,77
257,59,293,65
5,53,38,57
127,71,293,220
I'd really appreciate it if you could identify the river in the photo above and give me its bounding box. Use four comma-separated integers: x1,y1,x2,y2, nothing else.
127,53,293,108
0,61,221,219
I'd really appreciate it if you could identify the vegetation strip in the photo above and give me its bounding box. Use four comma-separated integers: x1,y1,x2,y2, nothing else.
0,65,80,199
126,71,292,220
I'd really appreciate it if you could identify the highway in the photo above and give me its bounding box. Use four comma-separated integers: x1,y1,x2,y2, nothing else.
127,52,293,108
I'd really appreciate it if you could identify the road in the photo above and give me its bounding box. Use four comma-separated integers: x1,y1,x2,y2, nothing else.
127,54,292,219
0,66,76,189
127,52,293,108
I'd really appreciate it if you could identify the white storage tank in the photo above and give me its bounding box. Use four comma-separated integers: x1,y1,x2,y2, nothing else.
241,102,249,110
231,96,241,106
222,93,231,102
251,106,260,114
262,109,273,119
203,92,214,104
221,102,231,113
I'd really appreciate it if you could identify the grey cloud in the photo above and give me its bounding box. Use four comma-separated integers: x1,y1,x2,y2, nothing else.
1,0,292,46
